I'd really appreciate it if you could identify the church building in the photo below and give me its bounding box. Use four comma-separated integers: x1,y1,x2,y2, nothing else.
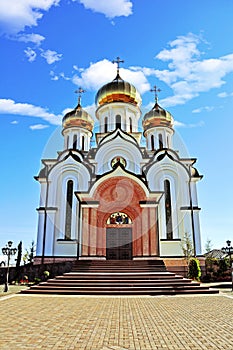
35,58,203,271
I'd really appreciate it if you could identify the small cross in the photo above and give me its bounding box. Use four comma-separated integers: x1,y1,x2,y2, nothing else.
112,56,124,75
150,85,161,104
75,87,85,105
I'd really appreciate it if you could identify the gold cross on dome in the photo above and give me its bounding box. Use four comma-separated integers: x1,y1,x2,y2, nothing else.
150,85,161,104
75,87,85,105
112,56,124,75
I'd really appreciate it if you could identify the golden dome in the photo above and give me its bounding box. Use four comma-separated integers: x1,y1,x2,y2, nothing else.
62,103,94,131
95,74,142,107
142,102,174,131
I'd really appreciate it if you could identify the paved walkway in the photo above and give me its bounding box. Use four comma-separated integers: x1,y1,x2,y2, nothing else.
0,294,233,350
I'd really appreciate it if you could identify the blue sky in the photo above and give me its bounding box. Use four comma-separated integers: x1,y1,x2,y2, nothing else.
0,0,233,258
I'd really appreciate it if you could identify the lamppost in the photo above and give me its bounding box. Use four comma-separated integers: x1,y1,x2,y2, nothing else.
2,241,17,292
222,240,233,291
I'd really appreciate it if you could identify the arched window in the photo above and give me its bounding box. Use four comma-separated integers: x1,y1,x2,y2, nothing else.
73,135,77,149
107,212,132,224
81,135,85,151
65,180,73,240
151,135,155,151
159,134,163,149
129,117,133,133
164,180,173,239
116,115,121,129
104,117,108,133
67,136,69,149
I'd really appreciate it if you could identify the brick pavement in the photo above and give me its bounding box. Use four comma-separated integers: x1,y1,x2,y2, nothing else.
0,294,233,350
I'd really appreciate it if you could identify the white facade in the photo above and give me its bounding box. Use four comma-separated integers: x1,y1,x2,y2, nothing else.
35,72,203,262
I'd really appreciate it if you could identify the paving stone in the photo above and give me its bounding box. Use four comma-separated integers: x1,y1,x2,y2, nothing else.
0,295,232,349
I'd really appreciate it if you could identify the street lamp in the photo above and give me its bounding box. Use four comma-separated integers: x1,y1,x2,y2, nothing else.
2,241,17,292
222,240,233,266
222,240,233,291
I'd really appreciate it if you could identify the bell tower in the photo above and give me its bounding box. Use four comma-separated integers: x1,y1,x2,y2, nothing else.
62,88,94,152
142,86,174,152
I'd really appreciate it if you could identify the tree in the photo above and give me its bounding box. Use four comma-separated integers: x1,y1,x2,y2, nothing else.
23,241,36,264
16,241,22,268
205,238,212,253
181,232,194,264
188,258,201,281
14,241,22,281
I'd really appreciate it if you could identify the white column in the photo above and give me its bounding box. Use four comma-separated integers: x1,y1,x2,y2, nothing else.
44,209,57,256
36,209,45,256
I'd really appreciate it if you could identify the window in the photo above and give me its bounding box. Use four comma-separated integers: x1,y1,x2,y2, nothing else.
151,135,155,151
81,135,85,151
104,117,108,133
164,180,173,239
116,115,121,129
73,135,77,149
65,180,73,240
129,117,133,133
107,212,132,224
159,134,163,149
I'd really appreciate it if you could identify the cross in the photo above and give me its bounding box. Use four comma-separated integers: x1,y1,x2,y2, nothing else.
150,85,161,104
112,56,124,75
75,87,85,105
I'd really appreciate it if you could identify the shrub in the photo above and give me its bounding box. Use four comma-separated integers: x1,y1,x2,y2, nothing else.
34,277,41,284
188,258,201,281
43,270,50,280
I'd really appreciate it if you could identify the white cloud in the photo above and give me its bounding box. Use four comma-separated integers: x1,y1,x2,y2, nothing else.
78,0,133,18
192,106,214,114
152,33,233,107
0,99,61,125
72,59,150,94
17,33,45,45
218,91,233,98
40,49,62,64
0,0,60,35
29,124,49,130
11,120,19,124
218,92,228,98
174,120,205,128
50,70,59,81
24,47,37,62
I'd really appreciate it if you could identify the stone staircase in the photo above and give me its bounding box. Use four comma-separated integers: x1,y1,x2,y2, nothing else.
22,260,219,295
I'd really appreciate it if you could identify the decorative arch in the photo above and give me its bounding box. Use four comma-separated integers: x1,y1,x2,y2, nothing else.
93,176,146,228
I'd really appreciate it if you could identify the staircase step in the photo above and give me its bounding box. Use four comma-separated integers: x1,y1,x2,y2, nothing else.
22,259,219,296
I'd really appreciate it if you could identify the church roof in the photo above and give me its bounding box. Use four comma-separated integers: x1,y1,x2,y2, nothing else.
95,73,142,107
62,103,94,131
142,102,174,131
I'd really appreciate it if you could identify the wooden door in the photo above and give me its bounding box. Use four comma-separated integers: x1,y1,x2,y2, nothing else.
106,227,132,260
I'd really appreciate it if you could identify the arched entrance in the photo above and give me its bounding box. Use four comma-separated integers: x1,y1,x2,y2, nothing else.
106,212,132,260
76,174,161,259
